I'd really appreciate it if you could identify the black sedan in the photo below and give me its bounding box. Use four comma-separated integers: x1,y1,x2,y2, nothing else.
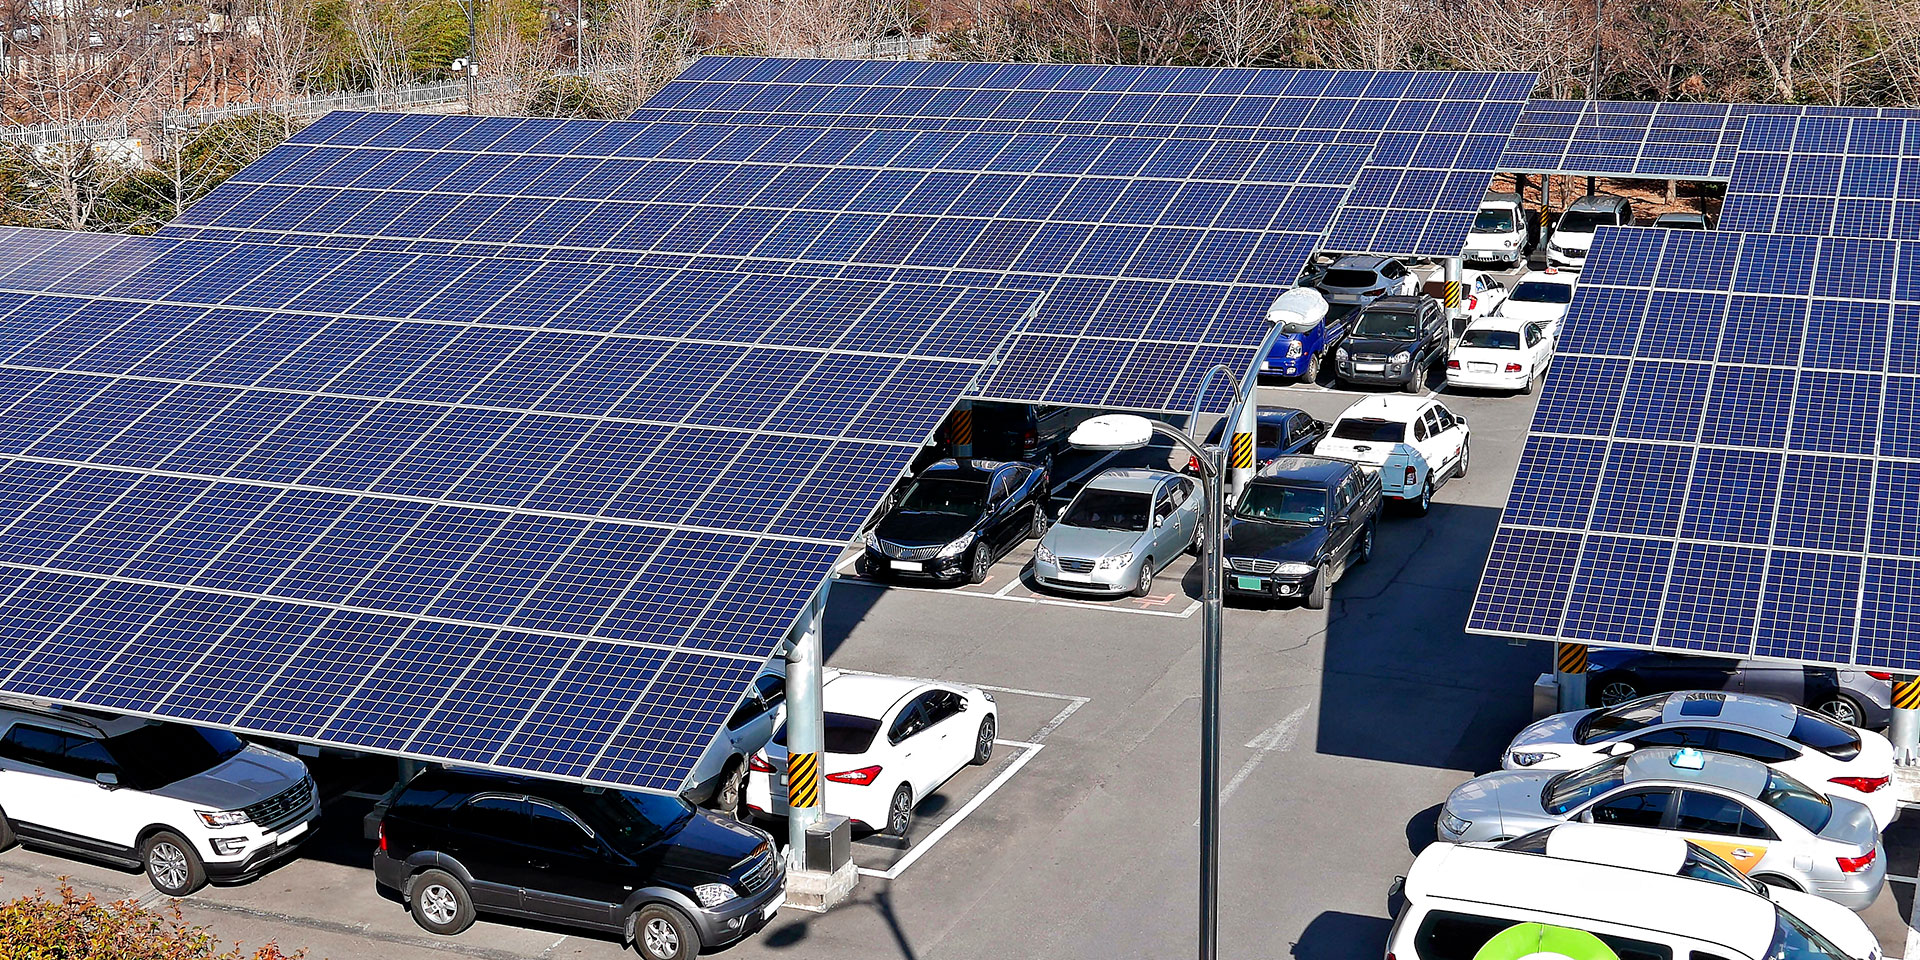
1221,456,1380,609
858,459,1050,585
1181,407,1330,474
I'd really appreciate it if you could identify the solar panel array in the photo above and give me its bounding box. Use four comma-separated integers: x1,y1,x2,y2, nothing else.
632,56,1537,259
0,224,1033,791
1720,114,1920,238
1466,224,1920,670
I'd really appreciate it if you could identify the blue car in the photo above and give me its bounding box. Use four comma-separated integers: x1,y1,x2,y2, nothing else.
1260,302,1359,382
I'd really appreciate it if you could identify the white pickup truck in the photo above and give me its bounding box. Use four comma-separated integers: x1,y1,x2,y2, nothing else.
1312,395,1470,515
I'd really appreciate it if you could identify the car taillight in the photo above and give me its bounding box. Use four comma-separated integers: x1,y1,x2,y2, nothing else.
1869,671,1892,681
1830,775,1890,793
826,765,881,786
1505,363,1523,373
1465,296,1477,311
1404,466,1417,485
748,754,774,773
1024,428,1038,452
1446,359,1460,370
377,822,387,853
1837,848,1877,873
1365,286,1384,296
1188,455,1200,472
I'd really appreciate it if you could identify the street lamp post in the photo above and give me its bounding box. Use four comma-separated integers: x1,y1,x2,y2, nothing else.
1069,292,1308,960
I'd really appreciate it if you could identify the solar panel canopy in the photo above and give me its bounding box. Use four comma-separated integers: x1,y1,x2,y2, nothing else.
1466,224,1920,671
0,224,1034,792
1720,114,1920,239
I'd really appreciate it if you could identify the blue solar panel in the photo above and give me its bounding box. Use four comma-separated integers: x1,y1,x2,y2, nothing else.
1722,114,1920,238
0,224,1035,791
1501,100,1920,180
1467,223,1920,670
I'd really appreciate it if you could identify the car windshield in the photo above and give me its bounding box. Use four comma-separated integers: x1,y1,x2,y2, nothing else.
1061,489,1151,532
1768,905,1853,960
1510,281,1574,304
1473,209,1516,232
1237,483,1328,525
1331,418,1404,443
1760,769,1833,834
1788,708,1861,760
1659,216,1706,230
1575,695,1667,743
105,726,246,791
1351,308,1418,339
1543,756,1629,815
774,712,881,755
1322,268,1382,289
894,477,987,516
1459,329,1521,349
571,789,693,851
1557,210,1612,234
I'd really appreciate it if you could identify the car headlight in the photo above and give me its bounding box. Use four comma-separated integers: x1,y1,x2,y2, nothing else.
1035,543,1055,563
1275,562,1315,576
936,531,977,559
1441,810,1472,836
1391,351,1411,365
1336,346,1348,360
694,882,739,908
860,530,877,548
1508,750,1558,767
1095,552,1133,570
1502,238,1516,248
197,809,251,828
1286,339,1303,358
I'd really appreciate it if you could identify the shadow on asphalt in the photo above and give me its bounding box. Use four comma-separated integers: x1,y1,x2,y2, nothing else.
1292,911,1394,960
1405,803,1442,857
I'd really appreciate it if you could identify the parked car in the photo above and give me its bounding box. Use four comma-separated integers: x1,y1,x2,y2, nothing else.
373,769,783,958
1653,211,1712,230
1221,455,1381,609
1497,824,1879,960
1182,407,1329,474
745,673,995,837
1495,268,1578,337
1504,691,1897,828
1421,271,1508,323
681,663,785,818
1258,286,1347,382
1395,838,1869,960
1461,192,1532,265
1546,194,1635,271
1437,747,1885,909
859,458,1049,585
0,701,318,896
1033,468,1201,597
1586,649,1893,729
1313,254,1416,304
1445,315,1555,394
1314,395,1469,515
1333,295,1448,392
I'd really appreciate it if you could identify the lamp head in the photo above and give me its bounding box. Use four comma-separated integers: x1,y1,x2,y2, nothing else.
1069,414,1155,452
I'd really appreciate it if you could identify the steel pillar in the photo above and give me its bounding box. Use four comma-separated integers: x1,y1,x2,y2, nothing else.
1228,399,1256,502
784,583,829,861
1894,675,1920,764
1555,642,1588,713
950,399,973,459
1442,257,1465,340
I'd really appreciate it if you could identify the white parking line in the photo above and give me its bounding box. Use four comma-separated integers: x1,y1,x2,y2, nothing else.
1197,702,1312,825
1056,450,1122,489
856,740,1043,881
831,569,1202,619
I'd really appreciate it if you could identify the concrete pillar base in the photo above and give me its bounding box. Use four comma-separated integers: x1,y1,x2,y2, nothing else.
782,861,859,913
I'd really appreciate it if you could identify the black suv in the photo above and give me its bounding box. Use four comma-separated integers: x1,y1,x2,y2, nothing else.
1222,456,1382,608
859,458,1050,585
373,770,784,959
1335,295,1448,392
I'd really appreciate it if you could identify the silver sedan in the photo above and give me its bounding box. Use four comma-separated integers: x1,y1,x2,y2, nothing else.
1032,469,1202,597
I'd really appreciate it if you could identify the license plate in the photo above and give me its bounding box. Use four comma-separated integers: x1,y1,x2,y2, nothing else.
278,820,309,842
763,894,785,919
1470,362,1495,372
1356,363,1385,372
1234,576,1264,591
889,560,920,571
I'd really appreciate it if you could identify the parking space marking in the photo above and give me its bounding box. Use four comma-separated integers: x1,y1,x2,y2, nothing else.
832,568,1201,619
1198,702,1312,825
1056,450,1122,489
856,740,1044,882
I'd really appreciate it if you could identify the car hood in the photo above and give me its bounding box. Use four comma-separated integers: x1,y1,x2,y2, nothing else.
1044,525,1144,560
1222,518,1325,563
147,746,308,807
656,810,773,878
1446,769,1554,836
1313,438,1409,467
1770,886,1880,959
1343,335,1418,356
1498,300,1569,323
876,511,978,547
1551,230,1597,249
1507,711,1588,750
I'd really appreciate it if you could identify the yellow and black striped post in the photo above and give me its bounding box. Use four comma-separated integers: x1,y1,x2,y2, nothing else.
787,751,821,811
1895,676,1920,764
1556,642,1588,675
1442,279,1462,310
1897,677,1920,712
950,400,973,458
1555,642,1588,712
1229,431,1254,471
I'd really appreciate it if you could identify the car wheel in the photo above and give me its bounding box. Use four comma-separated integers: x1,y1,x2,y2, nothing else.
972,714,996,765
142,830,206,897
1753,874,1802,894
1594,675,1641,707
1402,363,1424,394
1455,440,1470,479
0,808,14,851
629,903,700,960
1031,505,1049,539
1521,369,1536,395
712,759,746,819
1188,526,1204,556
1304,352,1321,383
1410,480,1433,517
1815,695,1864,727
886,784,914,837
854,554,878,580
1133,558,1155,598
967,543,991,585
1355,522,1375,565
408,869,476,935
1304,563,1331,610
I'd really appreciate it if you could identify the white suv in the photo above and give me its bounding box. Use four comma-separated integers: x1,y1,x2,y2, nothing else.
0,702,318,895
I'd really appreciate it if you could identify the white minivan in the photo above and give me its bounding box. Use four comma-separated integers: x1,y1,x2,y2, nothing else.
1391,841,1871,960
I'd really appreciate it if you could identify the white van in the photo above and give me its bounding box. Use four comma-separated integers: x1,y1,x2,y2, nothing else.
1390,841,1869,960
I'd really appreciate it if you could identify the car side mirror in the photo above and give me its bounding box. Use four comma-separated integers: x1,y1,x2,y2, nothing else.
1455,415,1468,426
1604,741,1636,757
1330,515,1350,528
957,700,968,712
95,772,118,790
1153,516,1164,528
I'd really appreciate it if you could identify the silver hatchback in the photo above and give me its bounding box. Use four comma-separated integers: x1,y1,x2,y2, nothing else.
1032,469,1202,597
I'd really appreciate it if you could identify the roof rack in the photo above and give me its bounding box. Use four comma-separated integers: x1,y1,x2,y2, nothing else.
0,695,110,735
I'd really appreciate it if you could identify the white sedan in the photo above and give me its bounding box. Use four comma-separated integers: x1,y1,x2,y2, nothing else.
1313,395,1469,514
1504,690,1898,829
1445,315,1554,394
1421,270,1508,322
745,673,996,836
1495,268,1577,337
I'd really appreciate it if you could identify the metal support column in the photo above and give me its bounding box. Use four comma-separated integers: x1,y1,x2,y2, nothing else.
1442,257,1465,341
1228,397,1256,502
1894,675,1920,764
1198,443,1225,960
1555,643,1588,713
950,399,973,459
784,583,829,861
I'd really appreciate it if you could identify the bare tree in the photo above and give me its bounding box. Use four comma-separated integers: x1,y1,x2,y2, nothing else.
1424,0,1594,97
244,0,330,132
345,0,424,102
1309,0,1433,71
1198,0,1288,66
1727,0,1847,101
602,0,698,110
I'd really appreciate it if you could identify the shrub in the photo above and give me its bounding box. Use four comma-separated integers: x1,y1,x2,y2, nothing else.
0,879,305,960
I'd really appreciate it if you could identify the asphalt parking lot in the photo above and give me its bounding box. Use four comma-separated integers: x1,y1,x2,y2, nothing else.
5,273,1917,959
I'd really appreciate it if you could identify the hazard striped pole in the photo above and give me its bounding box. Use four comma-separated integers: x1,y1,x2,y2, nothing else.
1555,642,1588,713
950,399,973,459
783,583,829,865
1442,257,1465,341
1893,675,1920,764
1228,402,1257,502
